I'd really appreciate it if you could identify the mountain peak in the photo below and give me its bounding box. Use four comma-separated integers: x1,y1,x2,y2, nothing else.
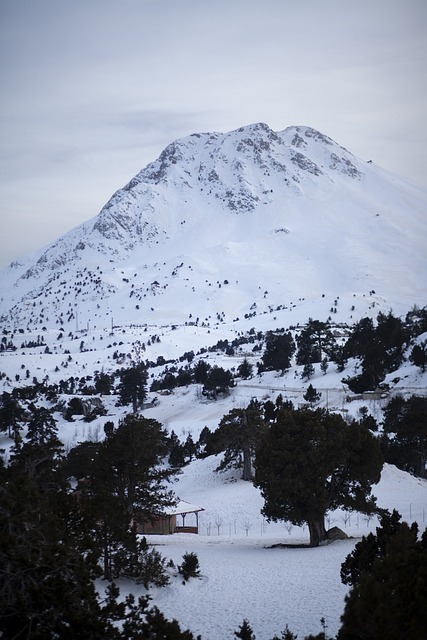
1,123,426,330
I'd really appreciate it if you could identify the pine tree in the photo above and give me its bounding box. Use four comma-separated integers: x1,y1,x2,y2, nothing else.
255,408,383,547
202,365,234,399
213,405,266,481
301,362,315,381
0,391,24,438
9,406,63,491
261,332,295,373
339,510,427,639
409,341,427,372
238,357,254,379
381,395,427,478
296,319,335,366
0,467,109,639
303,384,322,405
77,414,176,580
234,619,256,640
117,363,148,413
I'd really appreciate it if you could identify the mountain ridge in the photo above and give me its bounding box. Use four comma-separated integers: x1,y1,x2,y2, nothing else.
1,122,426,330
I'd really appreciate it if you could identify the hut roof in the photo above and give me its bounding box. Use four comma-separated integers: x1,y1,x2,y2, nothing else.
165,499,204,516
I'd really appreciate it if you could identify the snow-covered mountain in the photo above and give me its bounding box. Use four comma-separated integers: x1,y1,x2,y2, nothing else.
1,123,426,640
1,122,426,331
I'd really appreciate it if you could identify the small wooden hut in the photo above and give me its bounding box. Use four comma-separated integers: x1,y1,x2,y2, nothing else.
138,500,204,535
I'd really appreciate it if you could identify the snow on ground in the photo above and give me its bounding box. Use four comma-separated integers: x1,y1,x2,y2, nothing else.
118,457,427,640
1,319,426,639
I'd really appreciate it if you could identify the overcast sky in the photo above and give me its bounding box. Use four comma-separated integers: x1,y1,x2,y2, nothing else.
1,0,426,268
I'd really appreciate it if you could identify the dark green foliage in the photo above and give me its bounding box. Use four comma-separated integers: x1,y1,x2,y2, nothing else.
303,384,321,404
178,552,201,582
0,465,195,639
343,316,375,360
273,625,299,640
202,365,234,399
117,363,148,413
261,396,294,423
192,359,211,384
255,408,383,546
9,406,63,492
320,357,328,375
409,341,427,372
343,311,409,392
234,618,256,639
61,440,99,480
375,310,409,370
183,433,197,462
296,319,335,366
340,509,403,587
168,430,186,467
78,414,175,580
0,468,105,639
120,535,170,589
238,357,254,379
94,370,113,395
339,510,427,640
0,391,24,438
0,418,194,638
64,396,85,420
211,404,266,481
196,425,215,457
381,395,427,478
260,332,295,373
301,362,315,381
329,344,347,372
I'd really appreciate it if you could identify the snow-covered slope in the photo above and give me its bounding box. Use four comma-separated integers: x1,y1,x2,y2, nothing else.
139,460,427,640
1,123,426,639
1,123,426,330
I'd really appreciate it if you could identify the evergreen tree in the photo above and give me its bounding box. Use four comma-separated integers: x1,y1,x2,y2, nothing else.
303,384,322,405
9,406,63,492
0,391,24,438
94,370,113,395
0,444,198,639
117,363,148,413
301,362,315,381
182,433,197,462
78,414,176,580
261,332,295,373
237,357,254,379
168,430,186,467
296,319,335,366
255,408,383,546
192,359,211,384
343,311,409,393
234,619,256,639
197,425,215,458
339,510,427,640
381,395,427,478
409,341,427,372
320,357,328,375
343,316,375,360
202,366,234,399
0,467,107,639
178,552,201,582
212,405,266,481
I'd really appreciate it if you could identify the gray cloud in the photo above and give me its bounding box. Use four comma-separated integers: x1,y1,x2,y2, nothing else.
0,0,426,267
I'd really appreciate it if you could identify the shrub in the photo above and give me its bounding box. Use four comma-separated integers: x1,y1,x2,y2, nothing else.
178,552,200,582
